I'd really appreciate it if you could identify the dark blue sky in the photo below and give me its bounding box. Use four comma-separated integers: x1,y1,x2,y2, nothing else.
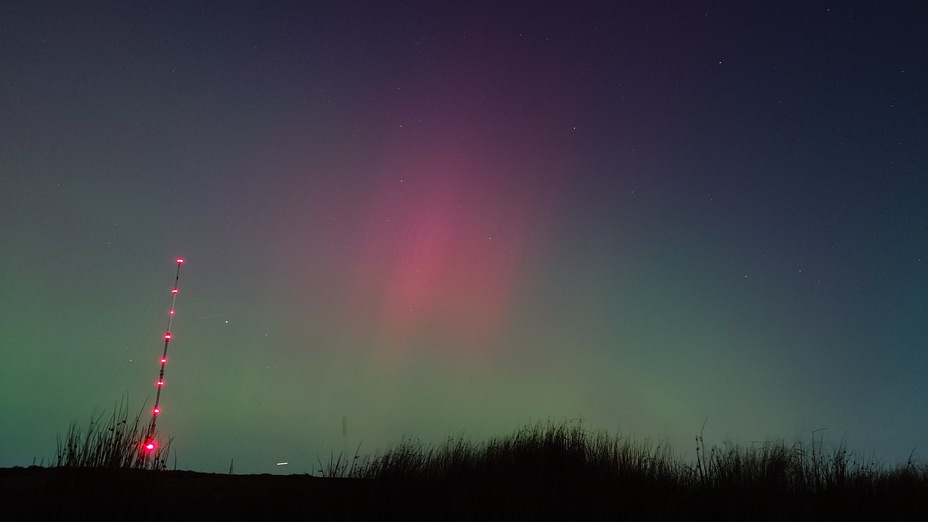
2,1,926,473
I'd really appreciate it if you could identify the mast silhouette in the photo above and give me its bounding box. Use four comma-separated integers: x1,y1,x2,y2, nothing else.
143,258,184,453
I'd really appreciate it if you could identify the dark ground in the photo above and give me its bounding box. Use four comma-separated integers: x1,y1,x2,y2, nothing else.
2,466,383,520
2,466,925,521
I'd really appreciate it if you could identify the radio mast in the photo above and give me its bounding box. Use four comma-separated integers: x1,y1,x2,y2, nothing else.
143,258,184,454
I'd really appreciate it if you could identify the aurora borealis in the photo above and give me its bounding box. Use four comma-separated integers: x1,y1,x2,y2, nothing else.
2,2,926,474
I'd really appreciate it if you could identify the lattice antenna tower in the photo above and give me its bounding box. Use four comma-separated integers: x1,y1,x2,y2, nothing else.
143,258,185,453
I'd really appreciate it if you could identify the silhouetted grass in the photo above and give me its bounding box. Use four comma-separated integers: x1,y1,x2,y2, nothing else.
16,419,925,519
55,400,172,471
318,420,928,520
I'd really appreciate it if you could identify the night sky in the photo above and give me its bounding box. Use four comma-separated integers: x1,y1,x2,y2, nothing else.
2,1,926,474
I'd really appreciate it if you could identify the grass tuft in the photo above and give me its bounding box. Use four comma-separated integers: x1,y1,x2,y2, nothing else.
55,399,172,471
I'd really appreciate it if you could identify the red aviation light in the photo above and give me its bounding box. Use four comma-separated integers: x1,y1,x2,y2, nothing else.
161,357,167,364
169,309,175,315
153,407,161,415
164,332,172,341
171,288,179,294
143,439,156,452
156,380,164,387
176,258,185,264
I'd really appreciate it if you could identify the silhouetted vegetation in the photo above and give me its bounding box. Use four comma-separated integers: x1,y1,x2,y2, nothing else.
316,421,928,520
7,420,925,519
55,400,171,471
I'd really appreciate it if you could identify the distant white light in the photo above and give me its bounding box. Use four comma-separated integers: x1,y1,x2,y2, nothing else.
276,462,288,466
